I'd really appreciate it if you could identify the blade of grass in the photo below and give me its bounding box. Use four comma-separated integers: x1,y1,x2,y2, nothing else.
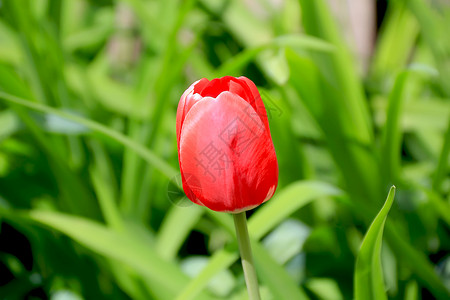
5,1,47,104
133,44,203,221
252,241,309,300
355,186,396,300
156,205,204,261
286,49,382,206
23,210,213,300
108,262,153,300
298,0,373,144
404,281,419,300
422,188,450,227
249,181,342,240
120,121,150,215
175,245,238,300
261,89,312,185
383,221,450,299
176,181,342,300
432,118,450,193
215,34,334,77
406,0,450,97
347,184,450,299
87,139,160,299
380,71,410,187
372,95,450,132
0,69,99,218
370,0,419,81
120,0,198,218
88,140,123,231
295,0,386,207
0,91,178,180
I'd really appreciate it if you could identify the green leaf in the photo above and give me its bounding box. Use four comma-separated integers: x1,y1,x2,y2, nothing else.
433,118,450,193
0,110,20,139
384,223,450,300
180,256,236,297
0,21,22,64
26,210,213,300
306,278,343,300
404,281,419,300
249,181,342,240
370,0,419,80
406,0,450,97
372,96,450,132
176,181,342,300
298,0,373,144
88,140,123,231
286,48,382,206
215,34,334,77
175,247,238,300
0,91,178,180
354,186,396,300
156,205,204,260
380,71,410,186
86,55,148,118
252,241,309,300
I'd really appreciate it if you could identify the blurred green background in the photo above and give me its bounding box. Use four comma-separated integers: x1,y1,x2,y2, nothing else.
0,0,449,299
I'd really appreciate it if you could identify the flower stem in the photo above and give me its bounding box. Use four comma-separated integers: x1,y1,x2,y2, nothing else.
233,211,261,300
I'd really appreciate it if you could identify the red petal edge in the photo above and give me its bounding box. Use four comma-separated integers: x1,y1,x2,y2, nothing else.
237,76,271,134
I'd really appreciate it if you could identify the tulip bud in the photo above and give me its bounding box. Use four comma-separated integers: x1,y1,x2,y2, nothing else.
176,76,278,212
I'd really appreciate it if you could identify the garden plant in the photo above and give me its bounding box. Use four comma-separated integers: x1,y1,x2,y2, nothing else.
0,0,449,299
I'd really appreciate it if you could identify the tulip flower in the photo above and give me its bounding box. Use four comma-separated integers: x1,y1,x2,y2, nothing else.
176,76,278,300
176,76,278,213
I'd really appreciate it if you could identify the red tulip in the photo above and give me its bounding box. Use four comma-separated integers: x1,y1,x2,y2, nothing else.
176,76,278,212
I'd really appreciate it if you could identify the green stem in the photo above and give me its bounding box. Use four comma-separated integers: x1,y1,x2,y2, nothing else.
233,211,261,300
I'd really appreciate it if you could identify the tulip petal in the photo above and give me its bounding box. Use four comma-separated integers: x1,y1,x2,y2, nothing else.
228,78,257,110
179,167,205,207
238,76,271,134
197,77,232,98
176,78,209,144
176,78,210,205
197,77,256,111
179,91,278,212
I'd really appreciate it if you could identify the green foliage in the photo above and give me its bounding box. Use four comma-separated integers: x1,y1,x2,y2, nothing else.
0,0,449,299
355,186,396,300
